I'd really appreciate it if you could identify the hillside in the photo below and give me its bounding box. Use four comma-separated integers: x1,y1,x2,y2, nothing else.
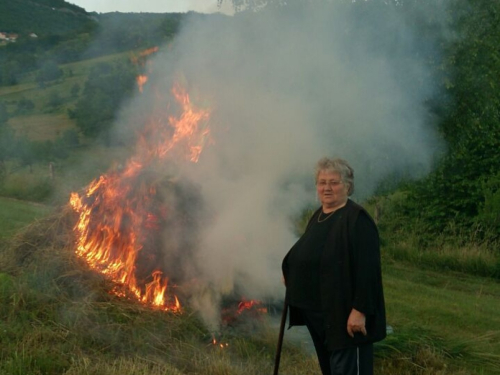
0,0,95,36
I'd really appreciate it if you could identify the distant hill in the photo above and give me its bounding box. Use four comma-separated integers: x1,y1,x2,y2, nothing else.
0,0,96,36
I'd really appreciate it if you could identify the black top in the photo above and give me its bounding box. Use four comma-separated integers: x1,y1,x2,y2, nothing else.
285,208,343,310
285,206,378,311
282,199,387,350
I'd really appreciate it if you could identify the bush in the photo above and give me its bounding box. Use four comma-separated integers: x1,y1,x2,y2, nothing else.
477,173,500,242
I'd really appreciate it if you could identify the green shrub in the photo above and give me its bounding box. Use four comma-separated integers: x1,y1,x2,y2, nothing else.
477,173,500,243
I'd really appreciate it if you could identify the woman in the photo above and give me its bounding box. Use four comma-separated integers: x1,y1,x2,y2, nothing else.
282,157,386,375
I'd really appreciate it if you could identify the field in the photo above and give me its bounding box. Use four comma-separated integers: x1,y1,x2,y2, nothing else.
0,197,52,240
0,51,132,141
0,198,499,375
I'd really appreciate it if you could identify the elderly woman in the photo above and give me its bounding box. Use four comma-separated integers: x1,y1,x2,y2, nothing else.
282,157,386,375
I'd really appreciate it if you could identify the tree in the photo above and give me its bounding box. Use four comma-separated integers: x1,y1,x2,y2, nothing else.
73,62,137,139
402,0,500,237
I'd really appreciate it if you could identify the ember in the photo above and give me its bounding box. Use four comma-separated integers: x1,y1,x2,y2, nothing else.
211,334,229,349
221,298,268,327
238,299,268,315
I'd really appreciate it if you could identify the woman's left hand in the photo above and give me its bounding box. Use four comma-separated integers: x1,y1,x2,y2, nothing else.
347,308,367,337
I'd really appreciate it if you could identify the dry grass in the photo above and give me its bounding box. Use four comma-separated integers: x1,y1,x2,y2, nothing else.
0,208,320,374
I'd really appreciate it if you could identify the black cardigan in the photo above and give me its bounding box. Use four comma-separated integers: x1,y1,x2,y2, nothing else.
282,199,386,350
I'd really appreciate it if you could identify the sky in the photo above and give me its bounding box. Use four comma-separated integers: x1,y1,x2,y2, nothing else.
69,0,233,14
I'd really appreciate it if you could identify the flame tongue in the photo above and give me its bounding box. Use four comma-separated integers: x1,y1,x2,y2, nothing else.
70,81,211,311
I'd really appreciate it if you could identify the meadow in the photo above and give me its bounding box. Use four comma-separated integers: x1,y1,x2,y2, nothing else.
0,197,499,375
1,42,499,375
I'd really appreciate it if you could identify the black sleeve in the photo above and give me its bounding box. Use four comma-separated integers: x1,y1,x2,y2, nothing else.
351,211,382,315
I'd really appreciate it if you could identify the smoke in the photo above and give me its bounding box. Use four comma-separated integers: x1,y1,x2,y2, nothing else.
113,1,448,328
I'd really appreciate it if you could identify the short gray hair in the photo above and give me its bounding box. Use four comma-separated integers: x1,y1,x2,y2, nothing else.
315,157,354,196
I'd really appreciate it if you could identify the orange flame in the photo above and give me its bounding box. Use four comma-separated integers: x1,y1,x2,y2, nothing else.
70,81,211,312
211,334,229,349
140,46,159,57
130,46,159,66
137,75,148,93
237,299,268,314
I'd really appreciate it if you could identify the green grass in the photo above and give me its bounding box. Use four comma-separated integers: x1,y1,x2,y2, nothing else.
380,259,500,374
0,208,498,374
0,50,133,142
60,50,134,78
0,197,52,241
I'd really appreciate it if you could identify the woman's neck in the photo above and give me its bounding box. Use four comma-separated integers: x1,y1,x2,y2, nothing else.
322,199,348,214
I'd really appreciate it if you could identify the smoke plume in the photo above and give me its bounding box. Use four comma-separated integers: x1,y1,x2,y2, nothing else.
113,1,447,327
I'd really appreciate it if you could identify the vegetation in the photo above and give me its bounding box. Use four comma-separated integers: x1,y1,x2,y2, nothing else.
0,197,52,240
0,0,93,36
0,0,185,87
399,0,500,243
0,210,498,374
71,61,138,139
0,0,499,373
0,211,319,375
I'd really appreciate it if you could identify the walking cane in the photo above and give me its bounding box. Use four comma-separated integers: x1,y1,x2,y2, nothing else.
273,300,288,375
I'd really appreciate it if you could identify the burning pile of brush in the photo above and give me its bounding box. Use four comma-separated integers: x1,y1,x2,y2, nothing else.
69,80,211,311
65,70,270,329
1,53,270,339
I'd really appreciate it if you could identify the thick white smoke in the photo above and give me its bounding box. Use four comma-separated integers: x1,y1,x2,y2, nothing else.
115,1,446,327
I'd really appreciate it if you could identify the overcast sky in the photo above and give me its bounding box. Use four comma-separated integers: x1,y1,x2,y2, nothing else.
69,0,233,14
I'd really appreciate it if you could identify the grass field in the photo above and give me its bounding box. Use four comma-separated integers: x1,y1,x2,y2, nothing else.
0,199,499,374
0,51,133,144
0,197,52,241
380,258,500,373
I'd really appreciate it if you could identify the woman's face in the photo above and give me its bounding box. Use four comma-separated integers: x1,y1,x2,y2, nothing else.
316,170,349,210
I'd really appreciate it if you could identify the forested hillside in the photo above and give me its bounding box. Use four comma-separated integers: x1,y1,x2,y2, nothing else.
0,8,189,86
0,0,94,36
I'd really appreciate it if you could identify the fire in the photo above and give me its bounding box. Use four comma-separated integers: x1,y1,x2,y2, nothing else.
70,80,211,312
221,298,268,327
137,75,148,93
237,299,268,315
211,334,229,349
130,46,159,66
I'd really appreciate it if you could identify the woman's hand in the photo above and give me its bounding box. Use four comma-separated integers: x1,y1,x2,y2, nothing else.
347,308,367,337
